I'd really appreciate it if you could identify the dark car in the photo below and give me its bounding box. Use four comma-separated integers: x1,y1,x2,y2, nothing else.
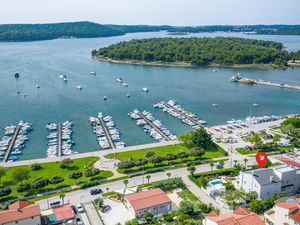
101,205,111,213
90,188,103,195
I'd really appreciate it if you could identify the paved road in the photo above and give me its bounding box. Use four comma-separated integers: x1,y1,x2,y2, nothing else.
37,156,258,213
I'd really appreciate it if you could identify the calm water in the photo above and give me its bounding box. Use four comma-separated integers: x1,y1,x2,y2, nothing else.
0,32,300,160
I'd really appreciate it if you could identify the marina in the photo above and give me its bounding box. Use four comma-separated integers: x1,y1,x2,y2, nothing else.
129,109,177,142
46,121,75,158
89,113,125,150
1,121,32,162
154,100,207,128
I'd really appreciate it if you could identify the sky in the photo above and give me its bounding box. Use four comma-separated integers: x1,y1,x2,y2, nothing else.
0,0,300,25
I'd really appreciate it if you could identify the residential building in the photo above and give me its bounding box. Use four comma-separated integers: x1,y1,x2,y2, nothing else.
265,196,300,225
124,188,172,217
41,203,75,225
239,165,300,200
0,201,41,225
203,207,265,225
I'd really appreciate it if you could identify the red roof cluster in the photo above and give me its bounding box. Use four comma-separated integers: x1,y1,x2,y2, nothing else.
276,198,300,223
279,157,300,168
124,188,171,211
0,201,41,224
206,208,264,225
52,203,74,221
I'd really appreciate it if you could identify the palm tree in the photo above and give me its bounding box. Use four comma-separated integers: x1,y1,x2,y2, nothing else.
219,161,225,168
123,179,129,189
166,172,171,179
59,194,65,205
188,166,196,176
234,160,238,166
210,162,214,171
146,175,151,184
106,187,109,193
244,158,248,168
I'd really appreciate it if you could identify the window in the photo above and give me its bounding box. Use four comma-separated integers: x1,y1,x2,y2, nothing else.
15,221,18,224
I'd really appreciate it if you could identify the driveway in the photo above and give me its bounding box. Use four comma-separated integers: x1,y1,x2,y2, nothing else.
100,198,134,225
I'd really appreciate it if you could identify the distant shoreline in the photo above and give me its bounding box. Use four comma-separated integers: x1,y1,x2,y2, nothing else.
93,56,287,70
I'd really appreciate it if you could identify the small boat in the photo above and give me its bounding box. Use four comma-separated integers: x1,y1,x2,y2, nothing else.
142,88,149,92
15,72,20,78
212,104,218,107
116,78,123,83
36,85,40,89
103,96,107,101
90,72,96,75
213,70,217,73
126,93,130,98
229,76,241,82
122,83,128,87
76,85,83,90
16,90,21,94
63,78,68,82
253,103,260,107
23,93,27,97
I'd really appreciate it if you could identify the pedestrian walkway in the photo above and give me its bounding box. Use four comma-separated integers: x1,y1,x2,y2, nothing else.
182,176,232,214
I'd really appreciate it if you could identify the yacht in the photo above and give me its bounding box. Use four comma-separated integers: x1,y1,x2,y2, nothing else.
142,88,149,92
122,83,128,87
116,78,123,83
212,104,218,107
76,85,83,90
90,72,96,75
103,96,107,101
229,76,241,82
36,85,40,89
15,72,20,78
126,93,130,98
253,103,260,107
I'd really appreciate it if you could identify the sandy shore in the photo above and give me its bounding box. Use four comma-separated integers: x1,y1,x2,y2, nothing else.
93,56,285,70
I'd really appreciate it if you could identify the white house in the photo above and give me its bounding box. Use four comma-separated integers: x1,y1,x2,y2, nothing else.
265,197,300,225
239,165,300,200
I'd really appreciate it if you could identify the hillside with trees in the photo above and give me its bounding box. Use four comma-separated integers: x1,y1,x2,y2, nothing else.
0,22,300,42
92,37,291,67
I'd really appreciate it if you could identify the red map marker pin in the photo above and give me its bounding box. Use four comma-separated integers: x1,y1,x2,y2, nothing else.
255,152,268,168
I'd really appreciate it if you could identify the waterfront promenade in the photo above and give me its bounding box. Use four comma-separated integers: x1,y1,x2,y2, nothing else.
0,140,178,167
3,125,21,162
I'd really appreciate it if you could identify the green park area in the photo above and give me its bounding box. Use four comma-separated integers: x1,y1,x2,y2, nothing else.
0,157,113,202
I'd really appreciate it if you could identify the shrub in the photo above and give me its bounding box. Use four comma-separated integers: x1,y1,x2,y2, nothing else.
16,184,31,193
179,200,194,215
85,168,100,177
79,181,99,189
177,152,190,159
153,178,185,191
60,158,73,169
0,187,12,198
117,161,135,169
31,178,49,190
30,163,42,171
165,154,177,161
190,147,205,157
145,151,155,158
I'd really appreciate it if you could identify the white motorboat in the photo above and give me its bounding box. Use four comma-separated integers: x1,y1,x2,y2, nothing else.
142,88,149,92
76,85,83,90
90,72,96,75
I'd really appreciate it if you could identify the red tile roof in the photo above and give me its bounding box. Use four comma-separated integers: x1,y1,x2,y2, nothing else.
279,157,300,168
206,208,264,225
0,201,41,224
52,204,74,221
289,208,300,223
124,188,171,211
276,202,299,210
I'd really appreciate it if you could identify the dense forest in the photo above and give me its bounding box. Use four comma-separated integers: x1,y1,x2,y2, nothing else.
92,37,292,66
0,22,300,42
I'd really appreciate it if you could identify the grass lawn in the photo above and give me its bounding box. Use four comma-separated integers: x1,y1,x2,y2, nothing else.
106,144,226,174
0,157,113,201
106,144,225,161
236,146,294,155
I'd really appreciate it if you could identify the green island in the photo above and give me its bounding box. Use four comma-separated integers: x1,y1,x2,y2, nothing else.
92,37,300,68
1,22,300,42
0,157,113,202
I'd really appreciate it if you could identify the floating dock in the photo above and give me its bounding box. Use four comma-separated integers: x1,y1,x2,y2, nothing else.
164,102,206,127
138,112,172,141
98,116,116,149
57,123,62,157
3,126,20,162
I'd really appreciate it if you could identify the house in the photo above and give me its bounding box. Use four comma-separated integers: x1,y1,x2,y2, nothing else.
42,203,75,225
206,179,226,197
124,188,172,217
239,165,300,200
0,201,41,225
264,196,300,225
203,207,265,225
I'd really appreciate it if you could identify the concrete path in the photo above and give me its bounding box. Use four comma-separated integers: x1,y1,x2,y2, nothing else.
83,202,104,225
182,176,232,214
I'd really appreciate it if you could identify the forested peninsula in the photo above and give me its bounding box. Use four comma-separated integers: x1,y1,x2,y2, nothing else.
1,22,300,42
92,37,300,68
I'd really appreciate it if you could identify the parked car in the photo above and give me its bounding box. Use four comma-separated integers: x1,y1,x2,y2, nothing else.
90,188,103,195
76,204,85,213
101,205,111,213
76,217,84,225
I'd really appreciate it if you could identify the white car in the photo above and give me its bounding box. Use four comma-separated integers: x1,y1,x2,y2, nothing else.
76,204,85,213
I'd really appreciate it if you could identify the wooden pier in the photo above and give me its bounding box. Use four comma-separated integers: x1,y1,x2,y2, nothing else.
164,103,205,127
138,112,172,141
3,126,21,162
57,123,62,157
98,117,116,149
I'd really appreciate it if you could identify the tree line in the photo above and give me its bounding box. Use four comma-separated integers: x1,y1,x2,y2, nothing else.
93,37,293,66
1,22,300,42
